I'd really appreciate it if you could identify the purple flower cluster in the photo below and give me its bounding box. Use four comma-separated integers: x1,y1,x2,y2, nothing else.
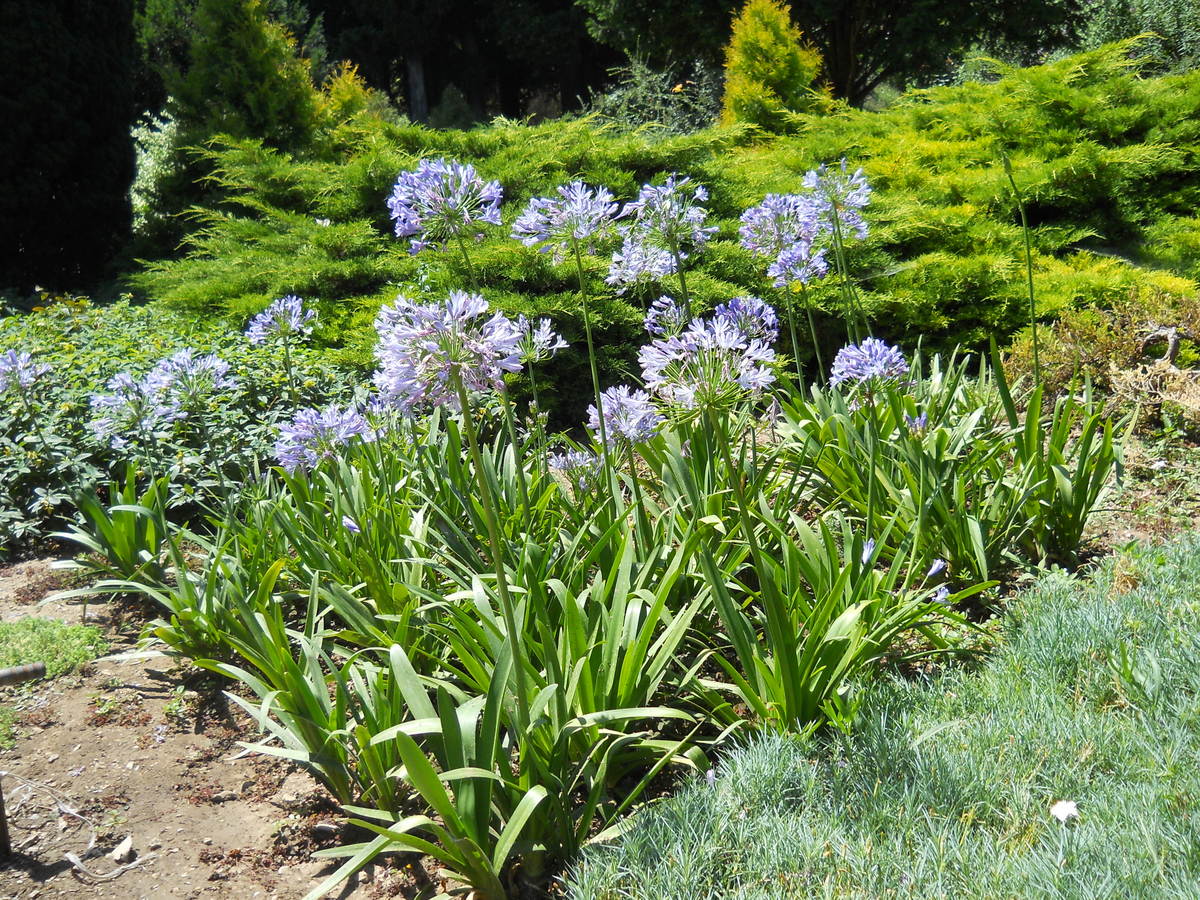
387,158,502,254
829,338,909,387
516,315,568,365
246,295,316,345
587,385,663,446
274,404,374,473
0,350,50,394
904,411,929,434
606,175,716,290
714,296,779,344
639,313,776,413
511,181,619,262
548,448,602,492
372,291,522,413
740,193,829,289
89,372,186,450
147,349,238,408
802,159,871,241
643,295,690,337
739,160,870,288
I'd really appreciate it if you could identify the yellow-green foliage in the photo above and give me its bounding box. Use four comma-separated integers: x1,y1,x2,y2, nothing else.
720,0,827,131
134,41,1200,415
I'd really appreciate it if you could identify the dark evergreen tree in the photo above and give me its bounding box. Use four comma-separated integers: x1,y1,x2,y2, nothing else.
0,0,137,292
577,0,1084,104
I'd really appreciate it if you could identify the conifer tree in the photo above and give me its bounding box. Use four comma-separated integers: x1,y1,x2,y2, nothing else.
721,0,827,131
169,0,317,151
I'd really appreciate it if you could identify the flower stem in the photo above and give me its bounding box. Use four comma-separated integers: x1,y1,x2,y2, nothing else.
1003,155,1040,385
829,204,869,342
570,241,614,479
454,375,531,737
281,337,298,405
799,283,825,383
455,234,476,287
669,238,692,320
499,390,531,515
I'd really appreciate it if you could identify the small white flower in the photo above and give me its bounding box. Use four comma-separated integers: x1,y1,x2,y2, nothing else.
1050,799,1079,823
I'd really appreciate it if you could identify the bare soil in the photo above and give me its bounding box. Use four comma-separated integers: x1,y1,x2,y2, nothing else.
0,561,426,900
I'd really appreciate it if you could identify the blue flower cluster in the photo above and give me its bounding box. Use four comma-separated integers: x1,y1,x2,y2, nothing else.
387,158,503,254
89,371,188,450
372,291,523,414
246,295,317,345
739,159,871,289
148,349,238,408
0,350,50,395
275,404,374,473
713,296,780,344
511,181,619,263
587,385,663,447
548,448,602,492
607,175,716,291
830,338,909,387
643,296,690,337
639,314,777,413
516,315,568,365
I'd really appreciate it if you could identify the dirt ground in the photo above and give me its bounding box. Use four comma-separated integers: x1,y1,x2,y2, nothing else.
0,560,422,900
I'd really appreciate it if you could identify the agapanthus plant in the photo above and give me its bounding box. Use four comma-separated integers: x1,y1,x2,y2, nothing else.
607,175,716,316
274,404,374,473
511,181,619,262
373,292,522,414
713,296,779,344
90,372,186,452
829,338,908,388
802,159,871,241
247,294,316,402
147,349,238,412
387,158,502,257
246,294,316,345
586,385,663,447
516,315,568,365
548,447,603,493
739,193,828,285
1,350,55,454
643,295,690,337
0,350,50,395
639,313,776,417
373,290,534,740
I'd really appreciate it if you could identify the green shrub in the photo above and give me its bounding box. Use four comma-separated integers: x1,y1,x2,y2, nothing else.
586,56,723,134
0,295,354,553
720,0,828,131
133,43,1200,419
1082,0,1200,71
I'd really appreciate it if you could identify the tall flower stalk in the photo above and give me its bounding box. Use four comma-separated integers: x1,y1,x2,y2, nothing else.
607,175,716,319
0,350,53,456
740,193,826,381
371,291,533,734
247,294,316,403
803,161,872,341
1002,153,1040,384
513,181,620,472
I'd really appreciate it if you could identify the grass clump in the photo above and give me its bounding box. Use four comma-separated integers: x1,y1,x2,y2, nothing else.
0,617,108,747
0,618,108,677
570,534,1200,899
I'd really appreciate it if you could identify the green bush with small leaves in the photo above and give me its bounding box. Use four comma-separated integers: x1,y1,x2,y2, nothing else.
0,295,354,554
132,41,1200,426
